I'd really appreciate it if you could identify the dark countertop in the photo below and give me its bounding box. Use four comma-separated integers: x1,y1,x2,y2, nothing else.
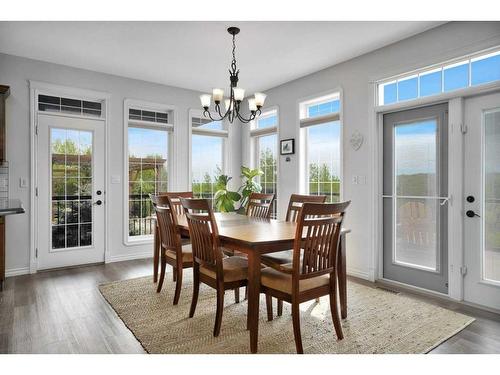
0,199,25,216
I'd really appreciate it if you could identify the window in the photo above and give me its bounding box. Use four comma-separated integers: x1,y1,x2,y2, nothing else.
190,114,228,207
300,93,341,203
126,103,172,241
38,94,102,117
378,48,500,105
251,110,278,218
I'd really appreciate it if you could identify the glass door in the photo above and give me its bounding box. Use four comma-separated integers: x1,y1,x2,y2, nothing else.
37,114,105,270
383,103,449,293
463,92,500,310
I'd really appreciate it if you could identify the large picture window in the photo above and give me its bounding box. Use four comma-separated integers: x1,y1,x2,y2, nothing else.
251,110,278,218
300,93,341,203
190,115,227,207
126,103,172,241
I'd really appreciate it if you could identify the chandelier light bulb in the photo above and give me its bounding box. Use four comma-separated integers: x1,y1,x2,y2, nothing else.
254,92,267,107
212,88,224,103
200,94,211,109
233,87,245,102
248,98,257,112
224,99,232,112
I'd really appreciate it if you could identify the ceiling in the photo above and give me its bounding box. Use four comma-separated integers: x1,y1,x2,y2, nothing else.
0,21,444,94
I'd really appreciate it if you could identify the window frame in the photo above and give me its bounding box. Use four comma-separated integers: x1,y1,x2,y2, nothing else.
188,109,229,204
123,99,175,245
250,107,279,218
298,90,343,202
376,46,500,107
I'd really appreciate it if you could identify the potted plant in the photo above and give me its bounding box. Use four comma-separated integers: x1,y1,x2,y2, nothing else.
213,174,241,212
238,166,263,211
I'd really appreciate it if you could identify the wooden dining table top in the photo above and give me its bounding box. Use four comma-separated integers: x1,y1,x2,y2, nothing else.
176,212,349,248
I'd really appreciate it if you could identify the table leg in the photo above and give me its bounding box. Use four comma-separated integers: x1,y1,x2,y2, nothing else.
338,234,347,319
247,251,261,354
153,221,159,283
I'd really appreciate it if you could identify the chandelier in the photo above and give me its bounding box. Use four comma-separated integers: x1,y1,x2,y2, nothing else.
199,26,266,124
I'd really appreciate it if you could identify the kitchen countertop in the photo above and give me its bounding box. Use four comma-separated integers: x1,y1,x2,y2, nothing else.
0,199,25,216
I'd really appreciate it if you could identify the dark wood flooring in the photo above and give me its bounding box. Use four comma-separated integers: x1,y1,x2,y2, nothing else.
0,259,499,354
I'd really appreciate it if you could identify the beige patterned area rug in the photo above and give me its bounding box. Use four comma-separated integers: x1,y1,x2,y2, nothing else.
99,275,474,354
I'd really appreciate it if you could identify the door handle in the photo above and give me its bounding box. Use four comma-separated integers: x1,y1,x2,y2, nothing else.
466,210,480,218
94,200,103,206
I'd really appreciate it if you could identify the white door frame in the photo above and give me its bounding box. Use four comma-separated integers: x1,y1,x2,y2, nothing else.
373,80,500,302
29,80,110,273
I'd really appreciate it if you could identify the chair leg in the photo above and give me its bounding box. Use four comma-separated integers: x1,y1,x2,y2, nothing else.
244,286,248,300
234,287,240,303
329,275,344,340
156,254,167,293
153,226,159,283
172,266,183,305
189,266,200,318
172,267,177,282
291,302,303,354
265,294,273,321
214,283,225,337
277,299,283,316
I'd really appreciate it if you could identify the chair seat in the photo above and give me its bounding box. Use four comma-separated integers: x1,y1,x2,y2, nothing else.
165,244,193,263
260,267,330,294
200,256,248,283
261,250,293,266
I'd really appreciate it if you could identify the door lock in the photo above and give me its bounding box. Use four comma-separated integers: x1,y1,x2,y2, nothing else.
466,195,475,203
466,210,480,218
94,200,103,206
96,190,102,195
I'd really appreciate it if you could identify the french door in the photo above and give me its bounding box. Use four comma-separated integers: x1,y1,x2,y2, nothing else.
37,114,105,270
463,92,500,310
383,104,449,293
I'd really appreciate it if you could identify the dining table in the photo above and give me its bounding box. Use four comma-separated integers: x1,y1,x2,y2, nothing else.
169,212,350,354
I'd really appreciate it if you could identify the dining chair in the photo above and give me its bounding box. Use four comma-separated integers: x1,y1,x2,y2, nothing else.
152,195,193,305
152,192,193,284
246,192,275,219
261,194,327,315
180,198,249,337
261,201,350,353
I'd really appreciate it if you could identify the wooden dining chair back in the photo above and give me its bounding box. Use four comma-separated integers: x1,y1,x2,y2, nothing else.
180,197,249,337
285,194,327,223
159,191,194,216
151,195,193,304
180,198,223,273
260,200,350,353
246,192,275,219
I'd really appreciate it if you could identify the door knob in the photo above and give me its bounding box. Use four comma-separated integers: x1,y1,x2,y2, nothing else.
94,200,103,206
466,210,480,218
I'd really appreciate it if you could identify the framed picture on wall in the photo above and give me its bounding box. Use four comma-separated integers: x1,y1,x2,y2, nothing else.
280,138,295,155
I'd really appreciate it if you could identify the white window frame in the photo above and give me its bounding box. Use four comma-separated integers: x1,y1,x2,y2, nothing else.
376,46,500,107
250,107,279,218
188,109,229,202
123,98,175,245
298,90,343,201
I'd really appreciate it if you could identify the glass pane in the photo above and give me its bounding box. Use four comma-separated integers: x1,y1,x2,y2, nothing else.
128,126,168,237
256,114,277,129
383,82,397,105
484,109,500,283
50,128,93,249
191,134,223,205
192,117,223,130
307,100,340,118
443,61,469,92
471,52,500,86
398,76,418,101
257,134,277,218
395,198,438,271
307,121,341,203
395,120,438,196
419,70,442,97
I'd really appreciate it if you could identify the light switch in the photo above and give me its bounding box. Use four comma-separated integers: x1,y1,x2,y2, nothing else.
19,177,28,188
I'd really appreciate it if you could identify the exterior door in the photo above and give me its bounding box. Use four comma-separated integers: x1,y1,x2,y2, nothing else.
383,104,449,293
463,92,500,310
37,114,105,269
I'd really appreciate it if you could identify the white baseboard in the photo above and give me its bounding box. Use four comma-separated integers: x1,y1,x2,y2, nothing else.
5,267,30,277
347,267,370,280
105,251,152,263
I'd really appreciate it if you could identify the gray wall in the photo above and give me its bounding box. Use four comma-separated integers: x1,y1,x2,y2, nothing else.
242,21,500,280
0,53,242,273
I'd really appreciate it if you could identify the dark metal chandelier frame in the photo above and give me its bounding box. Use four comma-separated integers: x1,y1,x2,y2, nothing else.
200,27,266,124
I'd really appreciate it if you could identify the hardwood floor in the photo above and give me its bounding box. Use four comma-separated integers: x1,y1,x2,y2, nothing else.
0,258,499,354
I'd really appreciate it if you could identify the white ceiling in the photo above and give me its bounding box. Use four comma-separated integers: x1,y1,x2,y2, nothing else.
0,21,444,94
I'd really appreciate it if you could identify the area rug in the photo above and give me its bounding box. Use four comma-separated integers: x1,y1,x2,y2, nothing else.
98,275,474,354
